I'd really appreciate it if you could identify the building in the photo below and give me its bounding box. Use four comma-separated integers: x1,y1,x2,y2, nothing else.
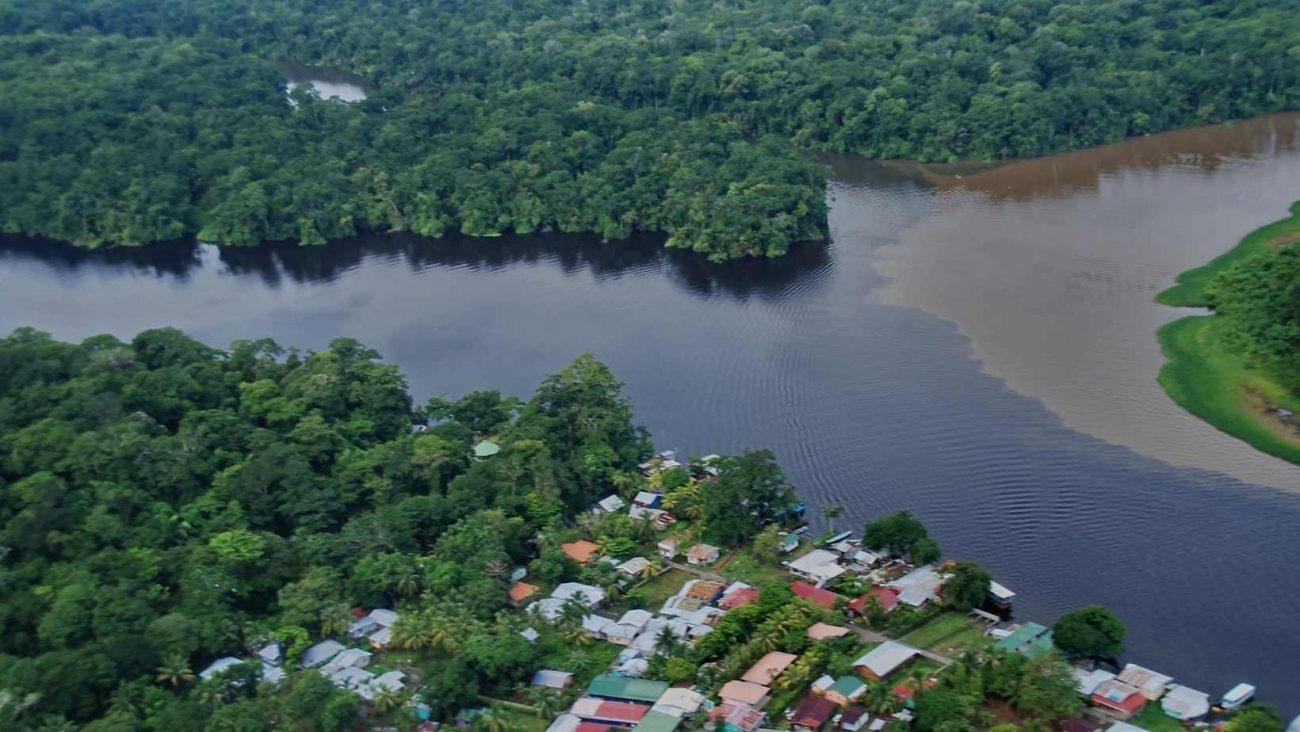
781,534,801,554
853,641,920,681
319,648,371,676
787,549,846,587
710,703,766,732
532,669,574,691
508,580,540,604
719,680,771,708
992,622,1054,658
586,674,670,704
632,710,681,732
300,640,345,669
1115,664,1173,701
658,538,679,559
257,643,282,666
720,584,760,610
472,440,500,459
839,707,870,731
617,557,654,578
368,608,398,627
633,491,664,508
561,540,602,564
791,696,838,730
791,581,842,609
1091,680,1148,719
570,698,652,725
886,565,945,607
1161,686,1210,721
652,688,706,719
552,582,607,608
199,657,244,681
807,622,852,641
848,587,900,617
686,544,721,565
1072,668,1117,696
742,651,799,685
596,495,627,514
368,626,393,649
823,676,867,706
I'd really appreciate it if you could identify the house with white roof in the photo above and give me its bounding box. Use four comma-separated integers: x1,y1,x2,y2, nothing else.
852,641,920,681
787,549,846,587
886,565,946,607
301,640,345,669
319,648,372,676
552,582,607,607
199,657,244,681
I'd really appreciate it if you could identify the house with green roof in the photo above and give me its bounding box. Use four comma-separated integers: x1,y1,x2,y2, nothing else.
993,621,1055,658
633,710,682,732
587,674,670,704
824,675,867,706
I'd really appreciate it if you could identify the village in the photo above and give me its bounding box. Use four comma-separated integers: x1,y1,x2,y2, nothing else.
197,451,1276,732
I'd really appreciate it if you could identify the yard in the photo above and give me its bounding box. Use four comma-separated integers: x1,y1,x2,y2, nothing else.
1132,705,1187,732
901,612,993,655
720,541,814,586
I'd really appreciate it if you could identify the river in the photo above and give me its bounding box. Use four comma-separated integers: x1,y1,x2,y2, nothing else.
1,114,1298,711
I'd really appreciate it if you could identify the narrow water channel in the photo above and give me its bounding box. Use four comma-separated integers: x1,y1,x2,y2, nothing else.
1,114,1297,711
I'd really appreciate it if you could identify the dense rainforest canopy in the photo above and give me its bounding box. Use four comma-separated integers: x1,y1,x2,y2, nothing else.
1,0,1297,258
1206,242,1300,392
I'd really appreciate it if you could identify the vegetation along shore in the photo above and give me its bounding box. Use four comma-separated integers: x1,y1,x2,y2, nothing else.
0,328,1291,731
1157,202,1300,465
1,0,1298,259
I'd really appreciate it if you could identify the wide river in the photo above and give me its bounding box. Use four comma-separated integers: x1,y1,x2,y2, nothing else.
2,114,1298,711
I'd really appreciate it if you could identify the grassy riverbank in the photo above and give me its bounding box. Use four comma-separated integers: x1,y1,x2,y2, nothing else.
1156,201,1300,464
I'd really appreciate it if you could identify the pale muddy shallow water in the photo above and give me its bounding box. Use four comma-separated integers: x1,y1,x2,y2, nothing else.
2,114,1299,710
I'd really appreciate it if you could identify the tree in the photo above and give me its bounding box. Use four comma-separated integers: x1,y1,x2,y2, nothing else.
1227,706,1286,732
700,450,797,546
1012,657,1084,723
822,504,844,534
913,689,976,732
1052,606,1125,658
863,511,940,564
153,655,194,689
941,562,991,611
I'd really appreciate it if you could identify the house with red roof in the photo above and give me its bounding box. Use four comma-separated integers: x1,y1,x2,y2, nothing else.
848,587,900,616
1090,679,1148,720
791,695,838,730
792,581,842,610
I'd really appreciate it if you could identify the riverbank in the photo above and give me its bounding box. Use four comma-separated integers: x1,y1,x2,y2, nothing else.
1155,201,1300,465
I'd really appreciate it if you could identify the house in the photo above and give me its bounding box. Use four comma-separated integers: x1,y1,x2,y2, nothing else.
850,550,882,568
849,588,900,617
652,688,706,718
741,652,799,685
617,609,655,633
570,698,652,725
320,648,372,676
301,640,345,669
372,670,406,694
807,622,852,641
886,565,945,607
811,675,835,694
582,614,613,637
710,703,766,732
348,616,380,639
824,676,867,706
509,581,539,605
787,549,846,587
1115,664,1173,701
561,540,602,564
632,710,681,732
630,506,671,524
261,664,287,687
781,534,801,554
257,643,282,666
1090,679,1148,719
719,680,771,708
658,538,680,559
520,627,540,643
839,707,870,731
548,714,582,732
992,622,1054,658
1072,668,1116,697
683,579,726,604
720,584,760,610
638,451,682,476
368,608,398,627
853,641,920,681
329,666,376,697
552,582,607,607
617,557,654,578
199,657,244,681
586,674,670,704
633,491,664,508
532,669,574,691
596,495,627,514
1161,685,1210,721
792,581,842,610
686,544,720,565
368,626,393,649
791,696,838,730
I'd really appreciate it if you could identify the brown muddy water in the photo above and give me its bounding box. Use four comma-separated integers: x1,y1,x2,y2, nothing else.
865,112,1300,488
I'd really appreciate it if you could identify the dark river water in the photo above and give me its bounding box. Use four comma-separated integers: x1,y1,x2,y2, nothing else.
3,115,1299,712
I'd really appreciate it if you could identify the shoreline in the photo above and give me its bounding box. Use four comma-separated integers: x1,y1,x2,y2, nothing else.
1155,201,1300,465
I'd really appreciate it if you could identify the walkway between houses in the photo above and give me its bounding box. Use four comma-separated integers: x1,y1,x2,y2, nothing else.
668,560,727,582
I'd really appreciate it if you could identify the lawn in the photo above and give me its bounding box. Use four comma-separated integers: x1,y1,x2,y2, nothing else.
900,612,992,655
1132,704,1186,732
635,568,691,609
1157,200,1300,307
537,637,622,688
720,542,813,586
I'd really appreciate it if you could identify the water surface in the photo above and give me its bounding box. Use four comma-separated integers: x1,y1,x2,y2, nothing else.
281,61,370,102
2,116,1299,711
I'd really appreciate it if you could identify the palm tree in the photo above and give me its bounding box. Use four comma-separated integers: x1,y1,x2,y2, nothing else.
195,683,228,707
822,503,844,533
558,596,589,627
427,614,459,653
527,687,562,719
373,688,410,715
319,604,353,637
483,557,512,581
154,654,194,689
863,682,901,716
654,625,680,656
471,708,509,732
563,625,593,647
34,716,77,732
393,570,422,599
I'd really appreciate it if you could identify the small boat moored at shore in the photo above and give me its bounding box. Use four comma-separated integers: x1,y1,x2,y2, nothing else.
1219,683,1256,710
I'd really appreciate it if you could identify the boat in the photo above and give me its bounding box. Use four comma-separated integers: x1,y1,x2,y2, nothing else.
1287,715,1299,732
1219,683,1255,710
